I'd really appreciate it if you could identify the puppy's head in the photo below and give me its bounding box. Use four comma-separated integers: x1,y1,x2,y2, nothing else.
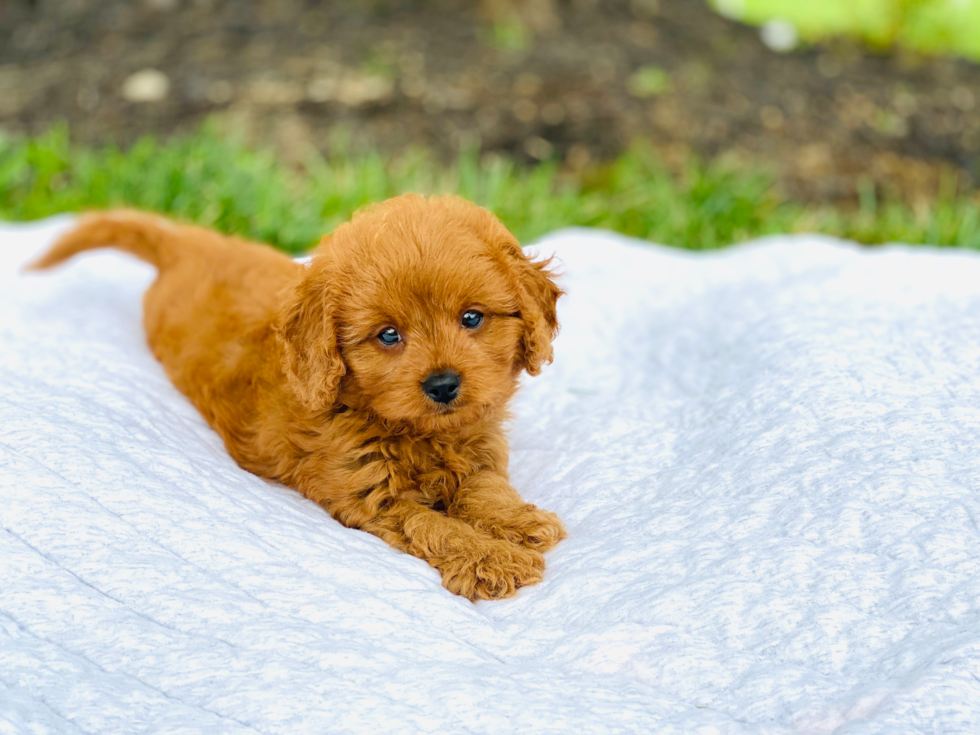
276,194,562,432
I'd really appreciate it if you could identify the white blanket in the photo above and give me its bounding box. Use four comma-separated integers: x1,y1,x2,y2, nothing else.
2,218,979,734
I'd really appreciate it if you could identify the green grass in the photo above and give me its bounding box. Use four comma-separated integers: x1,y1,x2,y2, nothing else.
712,0,980,61
1,124,979,252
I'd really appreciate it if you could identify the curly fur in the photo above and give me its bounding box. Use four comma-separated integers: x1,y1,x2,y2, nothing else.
28,195,567,601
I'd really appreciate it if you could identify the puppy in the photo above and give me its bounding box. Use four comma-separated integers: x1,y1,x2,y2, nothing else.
29,195,566,600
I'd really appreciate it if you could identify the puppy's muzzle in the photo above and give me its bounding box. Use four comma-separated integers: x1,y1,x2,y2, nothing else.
422,370,461,405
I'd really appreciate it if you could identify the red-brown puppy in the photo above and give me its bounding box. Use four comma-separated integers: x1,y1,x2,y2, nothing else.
29,195,566,600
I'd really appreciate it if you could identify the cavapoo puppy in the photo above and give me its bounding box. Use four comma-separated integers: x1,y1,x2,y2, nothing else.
29,195,566,600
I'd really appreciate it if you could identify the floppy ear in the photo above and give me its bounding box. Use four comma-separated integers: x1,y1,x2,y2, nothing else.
457,201,562,375
275,265,345,410
503,242,563,375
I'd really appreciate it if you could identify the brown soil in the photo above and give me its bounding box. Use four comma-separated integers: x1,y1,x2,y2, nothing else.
2,0,980,206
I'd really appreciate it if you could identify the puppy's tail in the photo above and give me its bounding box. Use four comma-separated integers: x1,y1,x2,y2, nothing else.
25,210,184,273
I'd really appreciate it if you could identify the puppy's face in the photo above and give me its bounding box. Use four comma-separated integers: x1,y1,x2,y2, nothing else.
277,195,561,433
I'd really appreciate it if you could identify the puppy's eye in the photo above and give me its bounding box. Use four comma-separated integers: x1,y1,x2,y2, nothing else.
377,327,402,346
461,311,484,330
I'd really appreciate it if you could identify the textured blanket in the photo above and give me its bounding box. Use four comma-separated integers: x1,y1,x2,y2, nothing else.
2,218,979,734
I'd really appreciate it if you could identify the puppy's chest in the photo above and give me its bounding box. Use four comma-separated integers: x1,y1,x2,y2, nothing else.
382,437,484,509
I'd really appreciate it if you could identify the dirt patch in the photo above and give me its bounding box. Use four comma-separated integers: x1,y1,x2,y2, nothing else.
2,0,979,206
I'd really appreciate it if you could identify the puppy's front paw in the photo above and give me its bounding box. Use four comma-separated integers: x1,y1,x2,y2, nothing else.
438,541,545,601
478,504,567,553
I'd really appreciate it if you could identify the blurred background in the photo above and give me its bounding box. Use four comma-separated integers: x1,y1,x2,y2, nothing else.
2,0,980,250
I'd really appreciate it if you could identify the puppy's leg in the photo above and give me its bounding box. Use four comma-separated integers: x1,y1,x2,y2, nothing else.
449,471,567,553
358,499,545,601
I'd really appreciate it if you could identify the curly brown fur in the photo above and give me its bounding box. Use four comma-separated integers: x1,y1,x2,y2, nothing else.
28,195,567,601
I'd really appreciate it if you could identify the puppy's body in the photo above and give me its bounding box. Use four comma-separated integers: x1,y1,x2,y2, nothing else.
31,196,566,600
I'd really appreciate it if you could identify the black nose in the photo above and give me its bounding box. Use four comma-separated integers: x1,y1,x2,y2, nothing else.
422,370,461,405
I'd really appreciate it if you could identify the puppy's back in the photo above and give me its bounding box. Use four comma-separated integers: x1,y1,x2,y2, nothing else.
29,211,305,458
